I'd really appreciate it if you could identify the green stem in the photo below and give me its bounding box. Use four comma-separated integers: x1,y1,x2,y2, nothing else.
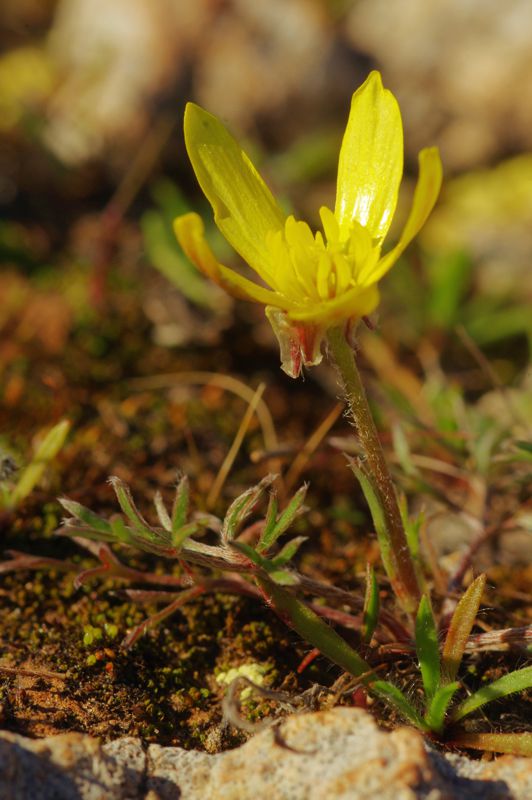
326,325,420,613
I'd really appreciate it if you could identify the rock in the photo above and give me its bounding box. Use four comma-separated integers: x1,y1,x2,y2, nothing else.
1,708,531,799
0,731,145,800
345,0,532,170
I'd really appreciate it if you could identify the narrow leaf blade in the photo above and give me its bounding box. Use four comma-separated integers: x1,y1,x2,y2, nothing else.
441,574,486,684
256,492,278,553
425,682,460,733
258,484,307,552
258,577,373,680
59,498,113,536
271,536,307,567
222,476,274,544
371,680,426,729
171,475,190,534
361,563,380,644
10,420,70,506
415,595,440,701
108,477,154,535
448,732,532,757
452,666,532,723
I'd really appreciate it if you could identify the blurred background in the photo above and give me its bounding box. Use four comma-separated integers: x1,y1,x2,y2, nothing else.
1,0,531,454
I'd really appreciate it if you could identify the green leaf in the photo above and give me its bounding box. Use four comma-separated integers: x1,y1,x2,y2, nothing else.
349,462,396,587
415,595,440,701
371,680,426,730
258,576,374,681
426,250,472,329
257,484,307,553
142,209,215,307
110,516,133,544
230,541,299,585
271,536,307,566
222,476,274,544
399,495,421,563
452,666,532,723
361,564,380,644
230,540,270,569
267,569,299,586
425,682,460,733
392,423,417,477
516,440,532,454
171,522,199,550
257,491,278,552
171,475,190,535
108,477,154,535
154,491,172,531
59,499,113,536
441,574,486,685
514,441,532,462
10,420,70,507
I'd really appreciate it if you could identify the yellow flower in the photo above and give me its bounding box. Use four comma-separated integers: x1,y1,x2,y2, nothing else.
174,71,442,377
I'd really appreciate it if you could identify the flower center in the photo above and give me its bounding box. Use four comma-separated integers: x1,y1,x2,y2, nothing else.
264,209,380,304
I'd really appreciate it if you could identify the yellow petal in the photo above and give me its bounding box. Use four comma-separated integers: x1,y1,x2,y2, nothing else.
335,71,403,243
361,146,443,284
319,205,340,244
174,212,294,309
183,103,284,281
288,283,380,325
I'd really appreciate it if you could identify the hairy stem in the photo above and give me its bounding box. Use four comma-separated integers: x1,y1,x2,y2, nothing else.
326,325,421,613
